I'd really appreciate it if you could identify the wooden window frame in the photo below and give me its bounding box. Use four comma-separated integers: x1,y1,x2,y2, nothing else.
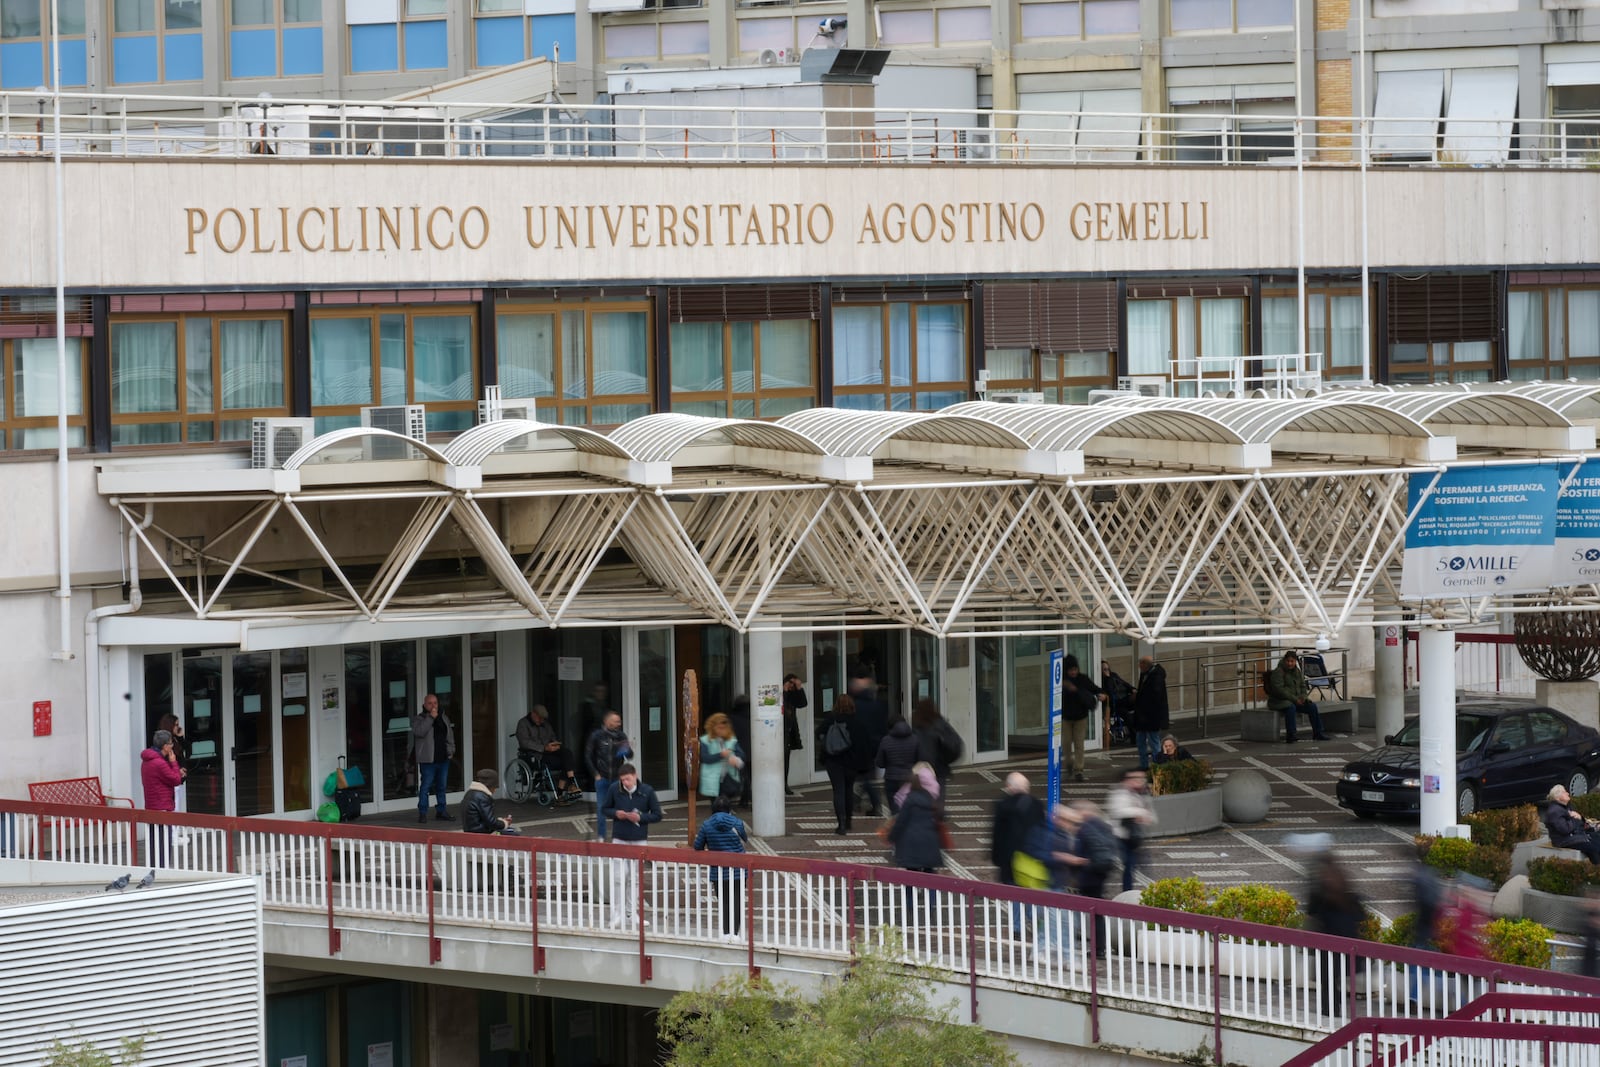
109,310,291,447
1,336,89,452
495,299,653,427
668,319,817,419
831,300,971,411
1509,284,1600,381
1127,294,1249,392
1261,284,1370,381
308,305,479,431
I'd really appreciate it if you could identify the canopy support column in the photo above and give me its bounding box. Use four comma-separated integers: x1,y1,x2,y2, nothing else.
1418,625,1459,837
1374,624,1406,743
748,627,786,838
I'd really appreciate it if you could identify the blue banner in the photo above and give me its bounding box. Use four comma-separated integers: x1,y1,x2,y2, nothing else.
1047,649,1063,813
1556,458,1600,586
1401,464,1560,598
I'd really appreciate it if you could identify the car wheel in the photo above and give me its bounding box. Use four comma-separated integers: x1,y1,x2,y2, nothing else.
1569,768,1591,798
1353,810,1377,820
1457,783,1478,818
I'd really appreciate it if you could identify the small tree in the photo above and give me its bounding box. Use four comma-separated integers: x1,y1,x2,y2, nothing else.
43,1034,149,1067
657,938,1018,1067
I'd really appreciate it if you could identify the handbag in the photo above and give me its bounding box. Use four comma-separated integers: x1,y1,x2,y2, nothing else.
936,817,954,852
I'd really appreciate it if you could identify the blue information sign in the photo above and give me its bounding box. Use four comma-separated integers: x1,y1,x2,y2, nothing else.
1556,458,1600,586
1401,463,1560,598
1047,649,1064,813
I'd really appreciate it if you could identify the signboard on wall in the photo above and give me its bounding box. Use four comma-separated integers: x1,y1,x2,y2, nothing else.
1047,650,1063,813
1400,464,1561,599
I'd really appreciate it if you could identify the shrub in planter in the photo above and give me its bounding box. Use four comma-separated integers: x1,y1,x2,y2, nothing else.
1424,837,1511,888
1358,911,1387,943
1483,917,1554,969
1527,857,1600,897
1571,794,1600,822
1208,884,1302,930
1150,758,1214,797
1372,912,1416,946
1464,805,1542,852
1140,877,1211,917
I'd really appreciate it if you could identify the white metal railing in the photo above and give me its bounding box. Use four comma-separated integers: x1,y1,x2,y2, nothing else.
1,90,1597,169
9,799,1600,1067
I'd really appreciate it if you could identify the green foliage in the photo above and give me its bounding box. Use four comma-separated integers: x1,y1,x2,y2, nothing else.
1463,805,1543,852
1357,911,1387,943
43,1034,148,1067
1140,877,1212,916
1207,884,1303,930
1571,794,1600,822
1482,918,1554,969
1528,857,1600,897
657,936,1019,1067
1374,912,1417,946
1149,758,1214,797
1423,837,1511,888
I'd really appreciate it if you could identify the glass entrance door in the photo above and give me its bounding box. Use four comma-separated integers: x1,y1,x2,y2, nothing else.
638,628,676,794
231,652,276,817
182,654,226,815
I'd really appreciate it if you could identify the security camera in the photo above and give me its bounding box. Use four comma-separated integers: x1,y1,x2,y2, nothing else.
818,16,847,34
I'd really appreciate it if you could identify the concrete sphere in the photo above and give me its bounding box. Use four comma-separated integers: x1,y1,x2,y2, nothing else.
1220,768,1273,823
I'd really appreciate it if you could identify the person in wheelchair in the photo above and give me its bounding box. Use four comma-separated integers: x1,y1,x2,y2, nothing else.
515,704,580,799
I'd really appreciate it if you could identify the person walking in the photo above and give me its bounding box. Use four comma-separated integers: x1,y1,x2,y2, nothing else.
601,764,661,928
990,772,1045,887
1131,656,1170,771
586,712,633,842
693,794,750,940
849,667,889,816
1071,800,1118,957
1104,769,1156,893
1061,659,1099,782
782,673,807,797
1305,853,1364,1018
875,714,919,814
888,763,945,937
728,694,754,808
1265,651,1328,744
411,693,456,824
911,698,964,791
140,728,186,867
698,712,746,806
817,694,863,834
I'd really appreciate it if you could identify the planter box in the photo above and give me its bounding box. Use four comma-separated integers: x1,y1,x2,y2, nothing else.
1510,836,1586,879
1138,927,1303,982
1522,885,1590,934
1149,785,1224,838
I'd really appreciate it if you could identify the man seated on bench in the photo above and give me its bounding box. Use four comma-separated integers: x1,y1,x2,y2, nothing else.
515,704,581,798
1265,651,1328,744
1543,784,1600,863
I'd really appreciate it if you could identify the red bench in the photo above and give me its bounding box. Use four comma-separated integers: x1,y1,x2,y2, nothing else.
28,777,134,809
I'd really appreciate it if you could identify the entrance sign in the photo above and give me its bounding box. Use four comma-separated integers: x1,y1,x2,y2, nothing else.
1401,464,1561,598
1556,459,1600,586
1047,650,1064,813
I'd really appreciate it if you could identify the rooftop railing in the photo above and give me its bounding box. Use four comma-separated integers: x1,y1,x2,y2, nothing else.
1,89,1596,168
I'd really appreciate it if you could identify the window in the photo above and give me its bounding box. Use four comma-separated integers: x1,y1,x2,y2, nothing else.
1262,286,1368,380
981,281,1118,401
229,0,323,79
1386,273,1496,384
670,320,816,418
310,308,477,433
1128,293,1247,394
112,0,204,83
735,16,794,55
832,301,969,411
603,19,708,60
0,336,86,450
0,0,87,88
350,1,446,74
986,349,1113,404
1506,283,1600,381
1170,0,1289,31
110,314,289,446
473,10,575,67
1549,82,1600,161
1017,0,1137,38
495,301,652,425
1490,714,1529,752
1529,710,1567,746
1170,97,1293,162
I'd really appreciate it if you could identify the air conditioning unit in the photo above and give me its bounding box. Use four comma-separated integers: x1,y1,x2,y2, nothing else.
962,129,993,161
758,48,780,66
476,397,540,424
988,391,1046,404
250,417,315,470
361,404,427,460
1116,376,1171,397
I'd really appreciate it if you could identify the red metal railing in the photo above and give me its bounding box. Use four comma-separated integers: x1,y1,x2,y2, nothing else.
1403,629,1540,696
1283,993,1600,1067
7,798,1600,1066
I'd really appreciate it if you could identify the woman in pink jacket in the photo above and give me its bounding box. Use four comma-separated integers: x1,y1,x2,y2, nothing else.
141,729,185,866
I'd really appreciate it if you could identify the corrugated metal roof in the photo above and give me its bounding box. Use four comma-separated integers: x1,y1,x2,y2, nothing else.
944,399,1245,448
443,418,632,464
609,412,824,461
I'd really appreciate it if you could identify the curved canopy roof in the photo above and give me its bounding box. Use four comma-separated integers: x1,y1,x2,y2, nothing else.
610,413,826,461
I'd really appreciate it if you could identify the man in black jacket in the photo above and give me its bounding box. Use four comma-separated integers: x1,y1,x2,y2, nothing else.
1544,784,1600,862
1061,660,1100,782
1132,656,1170,771
586,712,633,842
463,768,520,835
990,772,1044,886
602,764,662,928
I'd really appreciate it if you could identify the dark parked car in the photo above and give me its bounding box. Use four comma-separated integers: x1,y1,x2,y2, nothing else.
1336,703,1600,819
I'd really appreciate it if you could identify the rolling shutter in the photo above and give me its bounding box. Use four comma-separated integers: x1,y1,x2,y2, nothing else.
1387,274,1497,344
982,281,1117,351
666,284,820,322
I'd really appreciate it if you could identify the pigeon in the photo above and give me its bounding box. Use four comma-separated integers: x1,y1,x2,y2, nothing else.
136,870,156,890
104,873,131,892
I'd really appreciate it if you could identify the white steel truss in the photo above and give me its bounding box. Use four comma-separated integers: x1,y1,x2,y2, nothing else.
95,385,1600,641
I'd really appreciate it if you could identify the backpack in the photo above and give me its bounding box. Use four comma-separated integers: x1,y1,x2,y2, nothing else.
824,720,852,757
334,787,362,822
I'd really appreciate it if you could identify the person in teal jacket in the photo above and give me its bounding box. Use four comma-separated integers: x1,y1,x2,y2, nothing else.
698,712,746,803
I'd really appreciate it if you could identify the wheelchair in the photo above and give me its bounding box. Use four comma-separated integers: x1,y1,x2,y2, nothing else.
504,739,580,807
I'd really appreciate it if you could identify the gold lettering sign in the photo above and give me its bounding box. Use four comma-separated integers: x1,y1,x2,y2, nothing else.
184,200,1212,254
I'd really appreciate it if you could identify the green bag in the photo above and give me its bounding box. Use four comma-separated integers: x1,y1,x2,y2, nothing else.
315,802,342,823
1013,850,1051,891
